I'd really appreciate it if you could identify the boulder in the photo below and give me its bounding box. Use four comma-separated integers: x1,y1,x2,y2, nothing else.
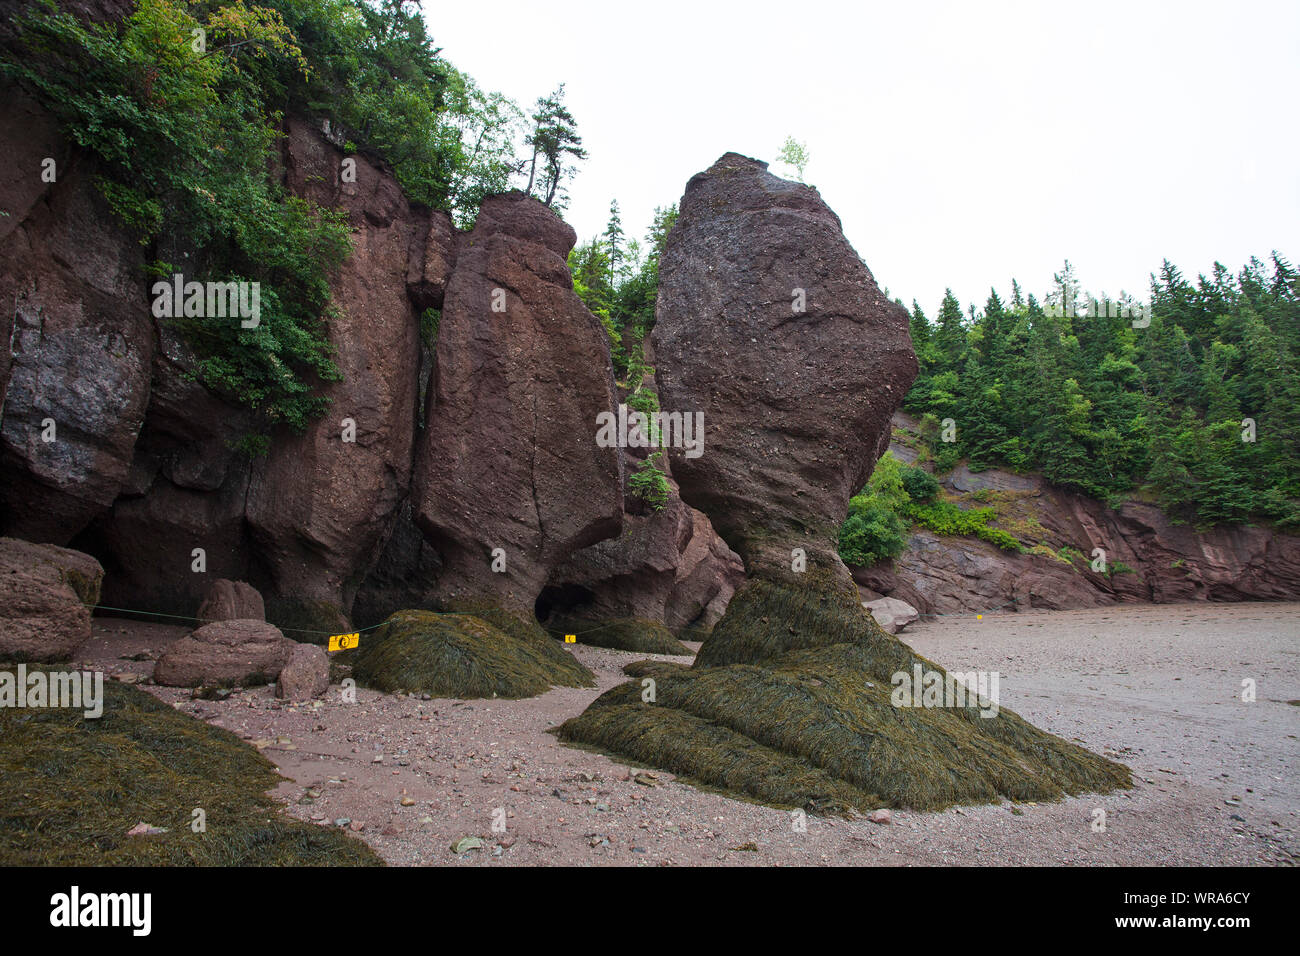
0,537,102,660
197,579,265,623
863,597,919,635
152,619,296,688
275,642,330,701
412,192,623,618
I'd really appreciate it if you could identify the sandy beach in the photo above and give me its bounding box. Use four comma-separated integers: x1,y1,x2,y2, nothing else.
83,601,1299,866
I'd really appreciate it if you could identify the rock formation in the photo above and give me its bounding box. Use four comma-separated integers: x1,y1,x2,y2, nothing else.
853,414,1300,614
412,192,623,621
0,92,153,544
651,152,916,589
559,154,1131,813
243,118,450,635
196,579,266,624
541,468,743,652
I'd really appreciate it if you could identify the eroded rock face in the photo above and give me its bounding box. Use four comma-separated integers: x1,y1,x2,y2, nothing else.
244,119,453,629
0,537,103,660
0,103,153,544
413,192,623,617
152,619,296,688
856,415,1300,613
651,153,916,585
545,473,743,632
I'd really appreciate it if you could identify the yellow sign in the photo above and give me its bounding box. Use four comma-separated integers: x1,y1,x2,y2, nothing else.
328,632,360,652
564,634,576,644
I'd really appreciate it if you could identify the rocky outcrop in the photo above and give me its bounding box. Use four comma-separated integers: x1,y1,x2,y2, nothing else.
197,579,266,623
856,415,1300,614
152,619,297,688
0,537,103,660
651,153,916,585
0,92,153,544
543,471,743,634
244,118,453,633
558,154,1129,815
412,192,623,619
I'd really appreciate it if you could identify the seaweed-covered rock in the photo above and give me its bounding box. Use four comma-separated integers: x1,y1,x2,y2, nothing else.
153,619,296,688
559,154,1130,814
546,616,690,655
560,633,1131,814
0,670,380,865
0,537,102,661
352,609,594,699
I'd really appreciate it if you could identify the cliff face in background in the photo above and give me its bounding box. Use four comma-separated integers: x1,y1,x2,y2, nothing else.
854,412,1300,614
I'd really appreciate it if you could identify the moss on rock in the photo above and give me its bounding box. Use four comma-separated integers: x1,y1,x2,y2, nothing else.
0,670,381,865
557,573,1131,815
352,609,593,698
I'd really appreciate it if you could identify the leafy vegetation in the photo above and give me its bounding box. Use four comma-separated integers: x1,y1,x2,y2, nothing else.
838,452,1022,567
1,0,574,444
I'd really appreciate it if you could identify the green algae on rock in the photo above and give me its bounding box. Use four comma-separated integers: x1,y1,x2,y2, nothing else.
0,671,381,865
352,608,594,698
557,575,1131,814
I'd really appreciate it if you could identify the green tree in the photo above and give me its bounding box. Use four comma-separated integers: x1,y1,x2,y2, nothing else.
776,135,810,182
523,83,586,209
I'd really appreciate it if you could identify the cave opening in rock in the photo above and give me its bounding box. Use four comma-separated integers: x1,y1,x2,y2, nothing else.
534,583,597,628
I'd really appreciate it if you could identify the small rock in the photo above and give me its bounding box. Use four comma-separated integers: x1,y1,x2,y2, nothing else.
451,836,486,854
867,809,893,824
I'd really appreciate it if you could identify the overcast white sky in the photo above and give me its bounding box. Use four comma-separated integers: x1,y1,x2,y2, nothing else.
424,0,1299,314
